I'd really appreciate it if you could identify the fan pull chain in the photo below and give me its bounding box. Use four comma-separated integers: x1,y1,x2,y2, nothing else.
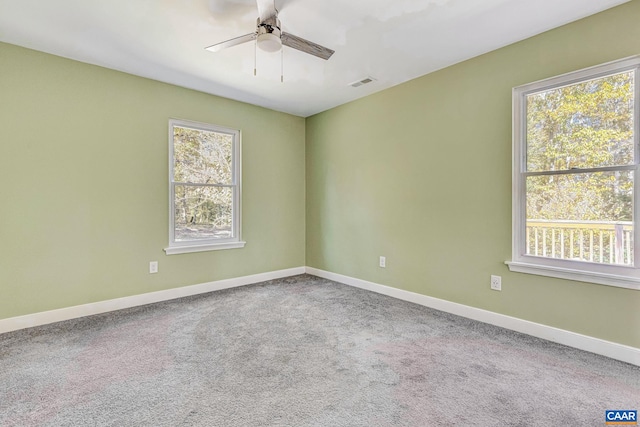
280,47,284,83
254,39,257,76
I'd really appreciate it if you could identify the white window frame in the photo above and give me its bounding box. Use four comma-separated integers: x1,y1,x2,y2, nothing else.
507,56,640,290
164,119,245,255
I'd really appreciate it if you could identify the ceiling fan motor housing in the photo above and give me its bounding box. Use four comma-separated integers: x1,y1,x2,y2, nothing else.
257,17,282,52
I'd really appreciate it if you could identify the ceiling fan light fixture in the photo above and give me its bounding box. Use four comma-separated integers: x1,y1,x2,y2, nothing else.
206,4,333,60
257,32,281,53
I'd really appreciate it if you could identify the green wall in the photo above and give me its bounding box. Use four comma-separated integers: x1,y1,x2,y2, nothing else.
0,42,306,319
2,2,639,349
306,1,640,348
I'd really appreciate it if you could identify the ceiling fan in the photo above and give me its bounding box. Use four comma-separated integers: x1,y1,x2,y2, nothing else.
205,0,334,61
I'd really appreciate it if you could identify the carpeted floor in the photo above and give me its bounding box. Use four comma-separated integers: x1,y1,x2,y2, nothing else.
0,274,638,426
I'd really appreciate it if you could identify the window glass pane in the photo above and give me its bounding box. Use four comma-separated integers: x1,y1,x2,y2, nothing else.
174,185,233,241
526,171,633,265
526,71,634,172
173,126,233,185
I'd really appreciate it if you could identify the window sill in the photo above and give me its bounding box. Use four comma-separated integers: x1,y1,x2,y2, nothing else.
505,260,640,291
164,241,246,255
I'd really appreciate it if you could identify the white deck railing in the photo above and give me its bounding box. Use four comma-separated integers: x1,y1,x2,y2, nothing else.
526,220,633,265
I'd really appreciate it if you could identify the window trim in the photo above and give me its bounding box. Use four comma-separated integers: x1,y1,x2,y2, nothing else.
507,56,640,290
164,118,245,255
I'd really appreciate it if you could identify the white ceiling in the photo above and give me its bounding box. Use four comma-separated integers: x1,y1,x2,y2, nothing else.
0,0,629,117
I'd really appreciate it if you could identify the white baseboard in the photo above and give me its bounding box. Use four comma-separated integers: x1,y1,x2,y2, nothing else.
0,267,306,334
306,267,640,367
3,266,638,367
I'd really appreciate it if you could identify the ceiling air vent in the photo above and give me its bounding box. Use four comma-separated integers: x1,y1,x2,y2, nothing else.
349,77,376,88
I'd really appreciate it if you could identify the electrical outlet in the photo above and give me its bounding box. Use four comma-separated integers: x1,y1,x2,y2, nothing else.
379,256,386,268
149,261,158,274
490,275,501,291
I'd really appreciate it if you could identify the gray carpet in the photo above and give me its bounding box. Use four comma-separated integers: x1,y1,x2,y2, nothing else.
0,274,638,426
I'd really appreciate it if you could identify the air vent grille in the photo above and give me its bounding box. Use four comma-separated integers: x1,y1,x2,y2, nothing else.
349,77,376,88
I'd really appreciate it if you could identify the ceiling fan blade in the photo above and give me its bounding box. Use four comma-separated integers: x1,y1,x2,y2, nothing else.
256,0,277,21
281,32,334,60
205,33,257,53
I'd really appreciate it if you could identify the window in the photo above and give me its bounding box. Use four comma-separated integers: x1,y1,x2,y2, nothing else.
508,56,640,290
164,119,244,255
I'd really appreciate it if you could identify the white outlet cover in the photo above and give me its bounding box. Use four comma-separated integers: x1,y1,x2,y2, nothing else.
490,275,501,290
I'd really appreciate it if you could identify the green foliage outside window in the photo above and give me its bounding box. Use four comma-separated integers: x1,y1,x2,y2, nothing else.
525,71,635,264
173,126,234,241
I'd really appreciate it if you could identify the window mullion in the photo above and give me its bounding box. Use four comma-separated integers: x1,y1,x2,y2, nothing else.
173,182,235,188
524,164,636,177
